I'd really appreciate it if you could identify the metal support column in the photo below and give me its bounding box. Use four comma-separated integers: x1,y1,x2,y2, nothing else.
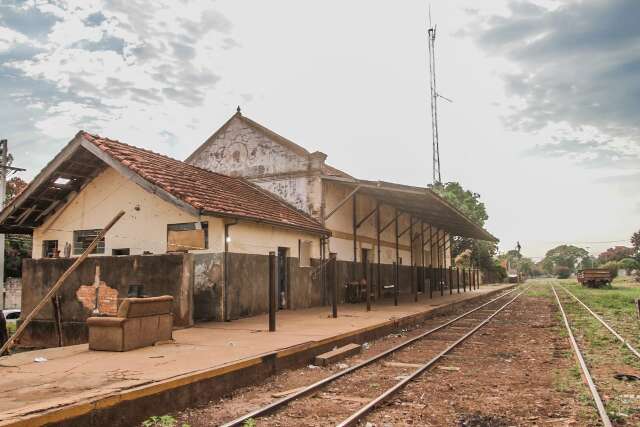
429,225,435,299
420,220,425,295
394,208,399,306
268,251,276,332
331,253,338,318
376,201,381,299
352,193,357,283
410,217,417,302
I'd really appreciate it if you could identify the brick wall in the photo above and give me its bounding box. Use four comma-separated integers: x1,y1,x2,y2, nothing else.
76,283,119,315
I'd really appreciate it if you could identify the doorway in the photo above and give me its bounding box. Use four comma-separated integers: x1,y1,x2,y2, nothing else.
277,247,289,309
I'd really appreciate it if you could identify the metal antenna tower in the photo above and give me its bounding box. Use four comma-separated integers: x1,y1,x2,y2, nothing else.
427,8,451,185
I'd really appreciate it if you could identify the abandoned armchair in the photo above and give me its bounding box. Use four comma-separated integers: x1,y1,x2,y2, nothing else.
87,295,174,352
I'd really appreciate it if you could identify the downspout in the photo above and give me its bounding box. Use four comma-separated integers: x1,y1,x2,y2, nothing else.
223,219,239,322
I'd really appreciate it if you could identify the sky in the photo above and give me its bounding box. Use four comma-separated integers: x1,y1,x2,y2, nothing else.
1,0,639,260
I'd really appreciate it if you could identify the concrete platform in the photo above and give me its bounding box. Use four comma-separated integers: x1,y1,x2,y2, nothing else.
0,284,512,426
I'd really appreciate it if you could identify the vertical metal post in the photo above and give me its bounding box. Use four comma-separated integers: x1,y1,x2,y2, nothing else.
420,220,425,295
376,201,381,300
463,267,467,292
269,251,276,332
352,193,357,283
393,261,398,306
438,230,443,297
394,208,399,306
331,253,338,318
410,217,417,302
449,266,453,295
429,225,435,299
457,267,460,293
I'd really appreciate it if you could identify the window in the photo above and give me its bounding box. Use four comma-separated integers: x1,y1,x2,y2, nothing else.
42,240,58,258
73,230,105,255
167,222,208,252
112,248,130,256
299,240,312,267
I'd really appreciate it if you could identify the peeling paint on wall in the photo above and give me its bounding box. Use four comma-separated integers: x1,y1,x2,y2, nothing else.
189,117,310,178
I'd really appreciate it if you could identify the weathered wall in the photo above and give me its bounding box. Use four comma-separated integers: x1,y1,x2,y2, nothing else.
251,175,322,217
188,116,311,178
1,277,21,309
192,253,224,321
225,253,323,320
32,167,219,259
20,253,193,348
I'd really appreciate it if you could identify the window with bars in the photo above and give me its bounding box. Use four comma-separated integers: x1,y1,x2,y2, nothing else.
42,240,58,258
73,229,105,255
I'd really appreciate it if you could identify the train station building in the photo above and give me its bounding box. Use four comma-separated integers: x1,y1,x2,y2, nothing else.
0,109,496,348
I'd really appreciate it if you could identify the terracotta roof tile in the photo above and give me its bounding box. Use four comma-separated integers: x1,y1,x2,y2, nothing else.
81,132,328,235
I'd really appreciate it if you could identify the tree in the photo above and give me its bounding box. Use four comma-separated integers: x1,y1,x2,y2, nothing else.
5,177,27,204
598,246,635,263
579,255,596,270
5,234,31,278
619,258,639,275
632,230,640,259
3,177,31,278
430,181,497,272
542,245,589,274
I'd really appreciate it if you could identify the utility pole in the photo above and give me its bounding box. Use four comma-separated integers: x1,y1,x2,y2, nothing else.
0,140,26,291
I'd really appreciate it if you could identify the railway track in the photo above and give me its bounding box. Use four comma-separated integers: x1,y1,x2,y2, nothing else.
552,285,613,427
220,285,527,427
559,285,640,360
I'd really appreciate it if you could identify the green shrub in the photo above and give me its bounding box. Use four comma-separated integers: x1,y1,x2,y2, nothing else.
619,258,639,275
142,415,190,427
554,265,571,279
601,261,619,279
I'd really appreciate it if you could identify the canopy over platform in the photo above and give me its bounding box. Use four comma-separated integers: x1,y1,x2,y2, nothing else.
323,176,497,242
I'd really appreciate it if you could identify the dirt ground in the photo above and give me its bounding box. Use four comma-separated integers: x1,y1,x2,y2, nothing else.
161,285,601,427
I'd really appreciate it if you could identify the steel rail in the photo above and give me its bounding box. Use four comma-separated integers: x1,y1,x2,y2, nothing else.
336,286,529,427
218,286,519,427
560,285,640,360
552,286,612,427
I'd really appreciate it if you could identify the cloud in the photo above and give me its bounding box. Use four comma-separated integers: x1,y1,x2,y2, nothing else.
0,0,242,182
465,0,640,157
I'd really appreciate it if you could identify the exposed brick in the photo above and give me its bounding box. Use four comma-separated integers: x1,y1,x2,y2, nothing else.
76,282,118,315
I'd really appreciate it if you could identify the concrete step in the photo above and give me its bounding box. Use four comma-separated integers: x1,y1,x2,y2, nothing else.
314,343,361,366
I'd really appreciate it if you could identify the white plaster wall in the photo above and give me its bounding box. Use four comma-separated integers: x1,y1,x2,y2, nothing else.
32,168,215,259
252,175,321,217
188,117,310,178
227,221,321,258
31,167,320,260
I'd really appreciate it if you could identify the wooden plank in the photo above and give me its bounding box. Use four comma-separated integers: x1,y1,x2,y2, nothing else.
314,343,361,366
167,229,206,252
383,361,422,369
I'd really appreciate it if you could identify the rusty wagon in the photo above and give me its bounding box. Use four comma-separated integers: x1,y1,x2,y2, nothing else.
577,269,612,288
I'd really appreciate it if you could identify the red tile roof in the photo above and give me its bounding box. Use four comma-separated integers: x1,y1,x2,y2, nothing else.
81,132,328,235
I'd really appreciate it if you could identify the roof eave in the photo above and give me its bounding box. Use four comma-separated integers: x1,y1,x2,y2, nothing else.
201,210,330,236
